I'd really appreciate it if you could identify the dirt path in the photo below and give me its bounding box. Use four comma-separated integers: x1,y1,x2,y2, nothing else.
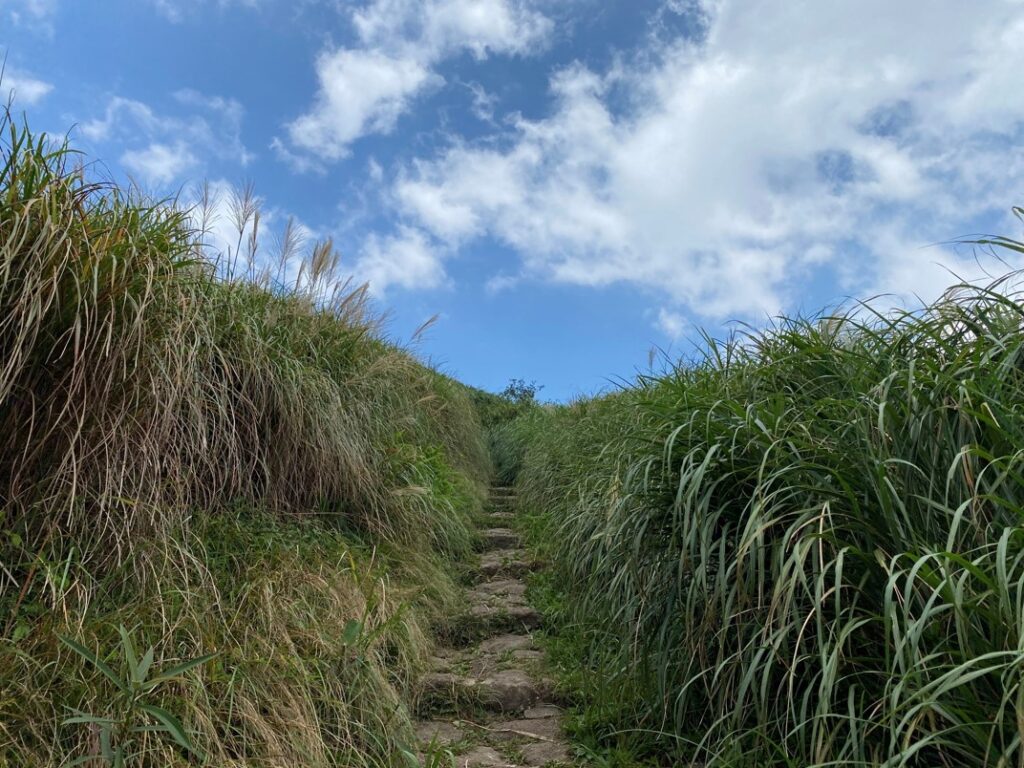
413,486,574,768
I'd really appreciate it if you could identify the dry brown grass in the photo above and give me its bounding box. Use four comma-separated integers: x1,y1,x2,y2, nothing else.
0,114,488,766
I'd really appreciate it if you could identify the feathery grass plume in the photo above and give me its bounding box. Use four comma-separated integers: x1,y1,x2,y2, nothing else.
0,114,487,765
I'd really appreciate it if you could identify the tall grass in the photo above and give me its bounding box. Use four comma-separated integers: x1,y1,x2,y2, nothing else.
0,115,488,765
517,269,1024,765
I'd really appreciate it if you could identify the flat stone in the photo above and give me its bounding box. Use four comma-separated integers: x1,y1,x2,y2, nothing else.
480,550,536,578
523,705,562,719
468,603,542,631
461,746,514,767
491,716,563,742
478,669,541,712
511,649,543,661
520,740,572,765
479,634,536,654
415,720,465,745
472,579,527,599
482,528,521,549
418,672,479,713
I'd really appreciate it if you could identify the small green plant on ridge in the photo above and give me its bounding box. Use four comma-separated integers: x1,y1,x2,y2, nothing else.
58,625,215,766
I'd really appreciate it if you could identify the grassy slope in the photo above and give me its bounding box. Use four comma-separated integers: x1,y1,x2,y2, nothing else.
512,273,1024,767
0,119,489,765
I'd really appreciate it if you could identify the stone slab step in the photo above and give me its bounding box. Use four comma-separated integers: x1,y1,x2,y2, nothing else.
471,579,527,600
521,740,572,765
490,715,563,743
481,528,521,549
415,719,466,745
479,669,545,712
480,550,537,578
467,603,542,634
419,669,544,715
458,746,516,767
483,512,516,524
479,634,536,655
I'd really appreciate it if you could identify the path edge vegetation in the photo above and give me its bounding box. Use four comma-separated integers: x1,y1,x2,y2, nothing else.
0,115,491,765
498,250,1024,766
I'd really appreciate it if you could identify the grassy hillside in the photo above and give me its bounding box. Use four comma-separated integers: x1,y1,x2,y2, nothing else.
511,270,1024,766
0,117,489,765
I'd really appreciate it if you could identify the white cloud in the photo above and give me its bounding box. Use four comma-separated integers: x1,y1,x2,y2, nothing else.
122,142,197,186
3,69,53,105
288,50,438,161
149,0,262,22
283,0,551,161
383,0,1024,322
461,79,498,123
81,91,252,188
354,226,447,295
3,0,56,31
352,0,551,59
485,272,519,294
656,308,685,339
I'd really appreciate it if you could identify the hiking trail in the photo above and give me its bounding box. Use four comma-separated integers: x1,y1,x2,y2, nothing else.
413,486,575,767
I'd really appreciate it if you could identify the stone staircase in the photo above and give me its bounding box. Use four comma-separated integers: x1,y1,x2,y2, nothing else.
413,488,573,767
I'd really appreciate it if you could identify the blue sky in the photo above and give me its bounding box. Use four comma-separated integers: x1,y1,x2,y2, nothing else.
4,0,1024,400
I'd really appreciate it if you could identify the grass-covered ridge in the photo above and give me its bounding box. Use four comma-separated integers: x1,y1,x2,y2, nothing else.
512,270,1024,766
0,117,489,765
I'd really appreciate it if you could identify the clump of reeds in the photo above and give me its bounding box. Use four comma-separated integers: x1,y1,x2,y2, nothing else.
517,265,1024,766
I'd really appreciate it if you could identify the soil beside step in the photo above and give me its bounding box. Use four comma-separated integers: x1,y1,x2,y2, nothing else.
414,487,574,767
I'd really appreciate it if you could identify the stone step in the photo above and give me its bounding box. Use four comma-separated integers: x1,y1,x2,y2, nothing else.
480,549,537,579
480,528,521,549
481,514,515,528
418,668,545,715
471,578,527,600
467,603,542,635
478,633,536,656
456,581,541,638
414,711,571,767
415,719,466,745
458,746,515,767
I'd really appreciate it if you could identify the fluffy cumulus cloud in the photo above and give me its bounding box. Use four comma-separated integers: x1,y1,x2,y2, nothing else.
355,226,448,295
283,0,552,161
81,90,253,188
121,142,197,186
385,0,1024,321
3,68,53,105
